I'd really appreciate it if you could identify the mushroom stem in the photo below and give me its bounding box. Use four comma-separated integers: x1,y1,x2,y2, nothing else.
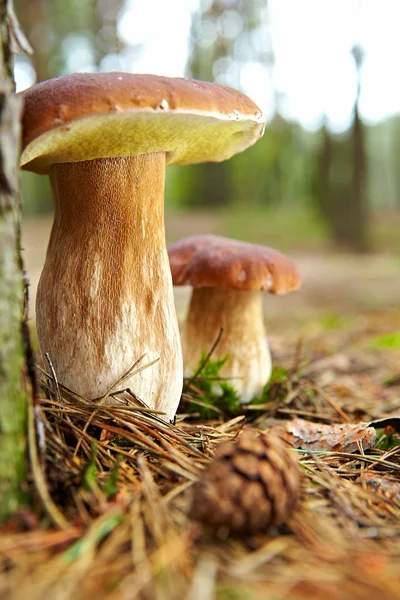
182,287,272,403
37,153,182,420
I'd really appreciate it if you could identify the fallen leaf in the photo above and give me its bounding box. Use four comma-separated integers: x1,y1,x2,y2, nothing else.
271,418,376,453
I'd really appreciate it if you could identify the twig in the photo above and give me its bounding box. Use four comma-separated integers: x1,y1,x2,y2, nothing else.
184,328,224,388
44,352,62,403
99,354,157,401
310,382,351,423
27,386,69,529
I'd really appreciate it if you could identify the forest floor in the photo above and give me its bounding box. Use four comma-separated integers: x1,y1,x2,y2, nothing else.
1,213,399,599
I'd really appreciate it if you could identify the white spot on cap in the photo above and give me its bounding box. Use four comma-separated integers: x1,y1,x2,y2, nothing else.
117,76,123,80
264,274,273,289
238,270,247,282
158,98,169,110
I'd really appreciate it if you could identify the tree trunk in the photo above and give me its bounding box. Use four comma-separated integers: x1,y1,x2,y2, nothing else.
315,124,333,220
348,105,368,251
0,0,29,521
14,0,49,81
314,120,369,252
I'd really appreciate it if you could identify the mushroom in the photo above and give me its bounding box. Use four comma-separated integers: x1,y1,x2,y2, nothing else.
19,73,265,420
168,235,301,403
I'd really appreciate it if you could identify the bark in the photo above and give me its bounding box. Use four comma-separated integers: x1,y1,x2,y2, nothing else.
0,0,29,521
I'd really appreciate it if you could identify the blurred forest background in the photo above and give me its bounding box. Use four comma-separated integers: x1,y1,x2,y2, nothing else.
14,0,400,322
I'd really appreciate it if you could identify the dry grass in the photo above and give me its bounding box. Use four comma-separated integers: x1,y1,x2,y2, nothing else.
1,310,400,600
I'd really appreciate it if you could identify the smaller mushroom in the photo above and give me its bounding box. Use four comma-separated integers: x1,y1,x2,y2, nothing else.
168,235,301,403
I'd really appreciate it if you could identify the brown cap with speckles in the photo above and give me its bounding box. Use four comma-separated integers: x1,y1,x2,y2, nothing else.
19,72,265,175
168,235,302,295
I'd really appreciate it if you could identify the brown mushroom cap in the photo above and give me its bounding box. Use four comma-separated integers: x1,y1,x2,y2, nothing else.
19,72,265,175
168,235,302,295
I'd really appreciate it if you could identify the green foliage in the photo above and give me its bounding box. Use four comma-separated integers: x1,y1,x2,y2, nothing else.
228,119,313,208
81,440,98,492
249,366,288,406
367,332,400,350
21,172,53,216
185,352,241,419
62,512,123,564
103,455,123,498
81,441,122,498
222,204,327,252
171,119,317,211
216,584,254,600
375,430,400,451
318,313,351,332
185,356,291,419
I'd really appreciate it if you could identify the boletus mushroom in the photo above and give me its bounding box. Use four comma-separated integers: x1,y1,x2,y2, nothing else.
19,73,265,420
168,235,301,403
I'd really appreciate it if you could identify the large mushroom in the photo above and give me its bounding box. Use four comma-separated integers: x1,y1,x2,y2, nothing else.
19,73,265,420
168,235,301,403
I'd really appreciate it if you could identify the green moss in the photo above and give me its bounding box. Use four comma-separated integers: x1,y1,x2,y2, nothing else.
185,352,242,419
249,366,289,406
184,356,293,419
0,217,29,521
367,331,400,350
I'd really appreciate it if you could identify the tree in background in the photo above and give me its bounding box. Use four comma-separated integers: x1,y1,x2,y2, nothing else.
349,44,368,251
15,0,124,82
0,0,33,521
183,0,319,217
313,44,369,252
185,0,268,208
13,0,399,252
15,0,124,215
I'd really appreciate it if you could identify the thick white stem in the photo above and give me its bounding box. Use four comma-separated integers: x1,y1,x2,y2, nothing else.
36,154,182,421
182,287,271,403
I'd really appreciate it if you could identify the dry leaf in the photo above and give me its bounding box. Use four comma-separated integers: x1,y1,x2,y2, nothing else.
271,418,376,453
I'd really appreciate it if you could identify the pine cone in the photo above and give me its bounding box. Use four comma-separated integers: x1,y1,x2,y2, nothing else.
190,428,302,535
